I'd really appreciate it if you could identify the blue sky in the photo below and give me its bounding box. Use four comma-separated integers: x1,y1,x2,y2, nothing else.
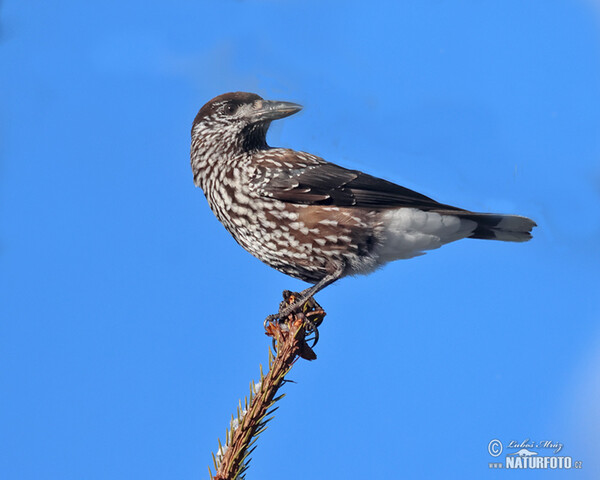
1,1,600,479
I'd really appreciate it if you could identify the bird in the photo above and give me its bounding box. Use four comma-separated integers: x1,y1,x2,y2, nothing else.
190,91,536,319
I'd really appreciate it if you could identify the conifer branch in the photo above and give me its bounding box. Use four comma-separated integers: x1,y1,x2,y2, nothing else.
208,292,325,480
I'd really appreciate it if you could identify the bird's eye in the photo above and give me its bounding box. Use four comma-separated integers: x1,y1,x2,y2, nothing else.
224,104,238,115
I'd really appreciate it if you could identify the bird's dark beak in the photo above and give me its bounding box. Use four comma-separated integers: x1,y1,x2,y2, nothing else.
253,100,302,121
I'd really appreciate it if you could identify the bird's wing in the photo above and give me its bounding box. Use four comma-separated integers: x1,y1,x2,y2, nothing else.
251,150,462,211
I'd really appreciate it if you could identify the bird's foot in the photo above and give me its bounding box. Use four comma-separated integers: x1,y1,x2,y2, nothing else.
263,290,308,327
264,291,326,357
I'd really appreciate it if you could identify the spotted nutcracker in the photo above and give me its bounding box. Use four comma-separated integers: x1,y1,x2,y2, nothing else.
190,92,536,318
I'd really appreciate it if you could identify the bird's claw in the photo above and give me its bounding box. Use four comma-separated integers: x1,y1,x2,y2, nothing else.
263,313,279,330
264,290,326,356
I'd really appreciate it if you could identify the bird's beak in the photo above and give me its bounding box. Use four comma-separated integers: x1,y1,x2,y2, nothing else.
253,100,303,121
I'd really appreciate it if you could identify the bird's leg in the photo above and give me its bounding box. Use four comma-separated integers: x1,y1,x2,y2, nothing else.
265,267,343,326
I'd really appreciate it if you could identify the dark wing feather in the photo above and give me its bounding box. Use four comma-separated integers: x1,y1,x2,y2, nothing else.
254,154,461,211
251,150,535,242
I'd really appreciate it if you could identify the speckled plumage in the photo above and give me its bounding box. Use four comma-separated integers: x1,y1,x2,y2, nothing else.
190,92,536,292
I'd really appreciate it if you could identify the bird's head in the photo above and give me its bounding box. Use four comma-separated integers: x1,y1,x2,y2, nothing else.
191,92,302,154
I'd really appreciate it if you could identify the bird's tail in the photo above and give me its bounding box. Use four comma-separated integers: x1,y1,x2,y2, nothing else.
455,212,536,242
